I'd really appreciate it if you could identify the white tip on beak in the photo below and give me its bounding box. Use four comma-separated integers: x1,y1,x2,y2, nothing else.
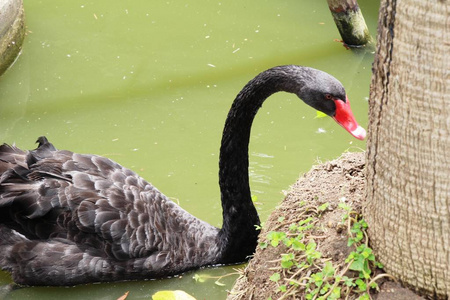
351,126,366,140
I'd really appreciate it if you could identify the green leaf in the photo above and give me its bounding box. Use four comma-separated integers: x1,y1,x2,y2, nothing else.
289,280,298,286
320,283,330,294
329,287,341,299
360,219,368,229
355,279,367,291
267,231,287,247
346,252,355,262
269,272,280,282
358,293,370,300
315,111,328,118
349,256,365,272
348,237,357,247
338,202,351,211
355,230,363,242
297,261,309,269
288,223,298,232
362,247,372,258
281,253,295,269
317,202,329,212
322,261,335,277
281,260,294,269
290,238,305,251
192,274,205,283
299,217,313,226
306,241,317,251
152,290,196,300
306,250,321,263
342,276,355,287
311,273,323,287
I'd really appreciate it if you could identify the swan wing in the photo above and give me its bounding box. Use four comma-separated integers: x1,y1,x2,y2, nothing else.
0,140,182,260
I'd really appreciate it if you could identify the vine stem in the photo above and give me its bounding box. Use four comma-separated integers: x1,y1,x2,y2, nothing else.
283,277,309,286
367,273,397,288
321,259,354,299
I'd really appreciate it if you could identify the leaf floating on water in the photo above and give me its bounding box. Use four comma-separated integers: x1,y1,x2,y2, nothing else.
315,111,328,118
251,195,258,202
117,291,129,300
192,273,206,283
152,290,197,300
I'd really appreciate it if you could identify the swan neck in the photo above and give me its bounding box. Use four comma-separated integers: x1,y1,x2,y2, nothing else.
218,66,304,262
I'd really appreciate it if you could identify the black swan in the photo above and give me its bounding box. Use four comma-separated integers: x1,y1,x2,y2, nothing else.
0,65,366,286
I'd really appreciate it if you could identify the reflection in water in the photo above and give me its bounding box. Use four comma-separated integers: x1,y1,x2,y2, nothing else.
250,152,274,186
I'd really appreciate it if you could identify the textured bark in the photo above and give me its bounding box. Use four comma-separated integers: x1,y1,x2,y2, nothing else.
326,0,371,46
365,0,449,298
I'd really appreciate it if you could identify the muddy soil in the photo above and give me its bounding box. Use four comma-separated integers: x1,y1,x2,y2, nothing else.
227,152,425,300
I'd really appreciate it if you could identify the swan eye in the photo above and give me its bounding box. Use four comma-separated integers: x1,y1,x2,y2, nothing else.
325,94,333,100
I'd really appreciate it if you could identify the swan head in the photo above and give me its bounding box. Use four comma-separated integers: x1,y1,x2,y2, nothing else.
294,67,366,140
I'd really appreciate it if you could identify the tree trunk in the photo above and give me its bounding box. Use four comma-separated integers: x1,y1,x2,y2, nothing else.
365,0,449,298
326,0,371,46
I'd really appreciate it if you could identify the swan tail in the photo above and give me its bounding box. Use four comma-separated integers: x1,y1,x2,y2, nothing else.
0,137,71,239
0,143,27,176
0,136,58,180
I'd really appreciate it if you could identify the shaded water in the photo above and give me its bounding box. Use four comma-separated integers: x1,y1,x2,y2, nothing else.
0,0,379,299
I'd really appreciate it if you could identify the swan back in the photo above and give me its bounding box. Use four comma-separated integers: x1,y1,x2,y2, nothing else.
0,137,220,285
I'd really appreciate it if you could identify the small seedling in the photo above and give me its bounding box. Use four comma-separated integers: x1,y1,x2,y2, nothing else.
258,199,389,299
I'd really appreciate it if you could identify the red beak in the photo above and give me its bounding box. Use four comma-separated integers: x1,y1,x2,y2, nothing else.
332,96,366,140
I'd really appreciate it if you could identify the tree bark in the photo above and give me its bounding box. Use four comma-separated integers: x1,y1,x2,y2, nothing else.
326,0,371,46
365,0,449,298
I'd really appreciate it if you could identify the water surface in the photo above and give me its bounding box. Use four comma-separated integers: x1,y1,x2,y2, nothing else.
0,0,379,299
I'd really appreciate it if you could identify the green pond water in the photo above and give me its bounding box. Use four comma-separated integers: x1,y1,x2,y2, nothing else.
0,0,379,299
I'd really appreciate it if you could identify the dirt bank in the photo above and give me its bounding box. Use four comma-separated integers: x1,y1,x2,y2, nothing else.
227,152,425,300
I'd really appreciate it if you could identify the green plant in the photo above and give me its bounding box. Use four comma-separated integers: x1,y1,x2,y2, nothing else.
259,201,392,299
348,219,368,246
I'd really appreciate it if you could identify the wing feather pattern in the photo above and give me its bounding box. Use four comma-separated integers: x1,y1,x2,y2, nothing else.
0,137,220,285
